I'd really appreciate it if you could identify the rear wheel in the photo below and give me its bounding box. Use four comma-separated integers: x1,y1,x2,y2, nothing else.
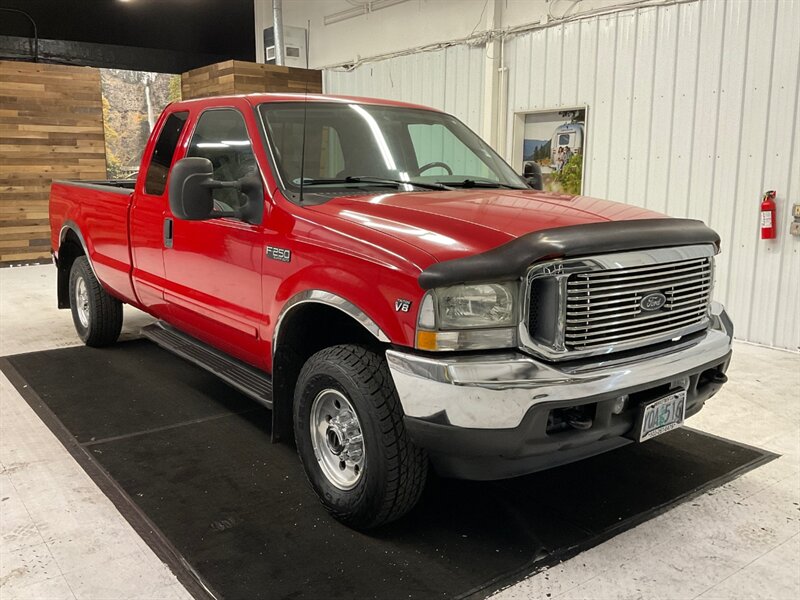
293,344,427,529
69,256,123,347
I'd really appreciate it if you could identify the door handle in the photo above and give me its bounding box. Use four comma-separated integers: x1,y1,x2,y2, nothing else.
163,217,173,248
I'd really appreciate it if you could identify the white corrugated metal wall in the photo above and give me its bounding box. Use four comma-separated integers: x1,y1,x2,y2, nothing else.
324,43,486,135
324,0,800,351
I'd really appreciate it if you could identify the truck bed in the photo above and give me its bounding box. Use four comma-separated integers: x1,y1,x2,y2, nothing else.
50,179,137,304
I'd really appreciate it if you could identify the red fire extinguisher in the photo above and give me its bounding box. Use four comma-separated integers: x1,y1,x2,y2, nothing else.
761,190,777,239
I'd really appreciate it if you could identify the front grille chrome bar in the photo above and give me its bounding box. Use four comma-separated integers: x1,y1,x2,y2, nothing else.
565,303,708,330
567,274,711,296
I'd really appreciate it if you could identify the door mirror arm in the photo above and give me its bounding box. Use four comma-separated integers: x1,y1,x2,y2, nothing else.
232,173,265,225
202,179,243,220
202,179,240,191
169,158,264,225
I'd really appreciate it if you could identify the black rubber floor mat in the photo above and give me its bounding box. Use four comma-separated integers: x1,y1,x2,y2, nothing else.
1,341,776,600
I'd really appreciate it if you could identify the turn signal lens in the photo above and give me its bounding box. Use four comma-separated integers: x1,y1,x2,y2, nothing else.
415,328,516,351
416,330,438,351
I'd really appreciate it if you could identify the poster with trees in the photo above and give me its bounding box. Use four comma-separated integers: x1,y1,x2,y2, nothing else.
100,69,181,179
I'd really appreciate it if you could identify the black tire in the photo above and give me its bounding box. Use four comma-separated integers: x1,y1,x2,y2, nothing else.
293,344,427,529
68,256,123,347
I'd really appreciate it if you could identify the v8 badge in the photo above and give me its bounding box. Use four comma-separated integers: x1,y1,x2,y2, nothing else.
395,299,412,313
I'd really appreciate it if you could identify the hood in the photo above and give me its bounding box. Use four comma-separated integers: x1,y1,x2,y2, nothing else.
307,188,666,263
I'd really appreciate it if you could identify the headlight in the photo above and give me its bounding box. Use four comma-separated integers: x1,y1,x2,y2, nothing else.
437,283,516,329
415,282,518,351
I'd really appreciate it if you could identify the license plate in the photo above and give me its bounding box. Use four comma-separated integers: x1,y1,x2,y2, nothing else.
638,389,687,442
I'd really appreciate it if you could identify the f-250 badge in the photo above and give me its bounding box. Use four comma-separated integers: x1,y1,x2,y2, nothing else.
266,246,291,262
395,299,412,312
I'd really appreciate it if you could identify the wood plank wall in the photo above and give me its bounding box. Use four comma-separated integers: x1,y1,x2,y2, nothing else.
0,61,106,264
0,59,319,265
181,60,322,100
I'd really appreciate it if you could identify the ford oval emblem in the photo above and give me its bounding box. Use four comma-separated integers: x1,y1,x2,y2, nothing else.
641,292,667,312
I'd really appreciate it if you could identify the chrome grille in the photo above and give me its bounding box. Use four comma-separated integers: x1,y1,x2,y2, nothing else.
564,257,712,351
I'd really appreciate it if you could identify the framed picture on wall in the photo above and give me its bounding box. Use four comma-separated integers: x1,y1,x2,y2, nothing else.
100,69,182,180
511,106,587,195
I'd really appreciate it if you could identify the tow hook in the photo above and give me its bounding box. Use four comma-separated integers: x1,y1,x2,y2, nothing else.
564,408,593,430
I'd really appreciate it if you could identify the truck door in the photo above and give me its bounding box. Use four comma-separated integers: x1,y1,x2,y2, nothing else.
130,110,189,314
162,107,266,368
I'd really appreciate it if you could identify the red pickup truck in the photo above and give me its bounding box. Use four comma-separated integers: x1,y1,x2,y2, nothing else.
50,94,733,529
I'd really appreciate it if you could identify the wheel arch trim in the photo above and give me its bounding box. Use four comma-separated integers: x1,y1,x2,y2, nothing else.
58,221,99,281
273,290,390,353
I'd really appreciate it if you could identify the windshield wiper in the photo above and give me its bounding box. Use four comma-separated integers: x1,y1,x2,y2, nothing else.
301,176,451,191
352,176,452,191
437,179,522,190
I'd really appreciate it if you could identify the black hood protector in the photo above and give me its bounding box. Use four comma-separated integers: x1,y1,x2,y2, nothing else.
418,218,720,289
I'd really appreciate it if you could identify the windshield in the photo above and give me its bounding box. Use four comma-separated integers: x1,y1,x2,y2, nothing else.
258,102,527,197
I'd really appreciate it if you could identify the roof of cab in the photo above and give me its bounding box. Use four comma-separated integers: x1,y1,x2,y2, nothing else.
169,93,442,113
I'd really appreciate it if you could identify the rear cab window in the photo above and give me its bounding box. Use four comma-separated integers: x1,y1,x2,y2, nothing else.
144,111,189,196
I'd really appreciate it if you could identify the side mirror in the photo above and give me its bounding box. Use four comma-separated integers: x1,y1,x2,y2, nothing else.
526,176,543,191
168,157,264,225
522,162,543,191
169,157,215,220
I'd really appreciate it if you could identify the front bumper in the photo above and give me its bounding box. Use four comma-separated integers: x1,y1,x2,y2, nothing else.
386,302,734,480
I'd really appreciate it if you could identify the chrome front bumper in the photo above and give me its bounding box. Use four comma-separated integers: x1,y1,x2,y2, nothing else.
386,302,733,430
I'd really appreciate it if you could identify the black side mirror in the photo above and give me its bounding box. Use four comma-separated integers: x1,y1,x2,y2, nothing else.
526,176,543,190
169,158,215,220
168,157,264,225
522,162,544,191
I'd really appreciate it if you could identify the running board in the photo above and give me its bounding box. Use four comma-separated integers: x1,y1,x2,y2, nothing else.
141,322,273,408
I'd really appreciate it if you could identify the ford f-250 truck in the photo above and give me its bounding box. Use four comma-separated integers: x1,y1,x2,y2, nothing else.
50,94,733,529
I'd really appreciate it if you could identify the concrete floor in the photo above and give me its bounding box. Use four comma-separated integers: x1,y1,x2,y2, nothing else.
1,264,798,600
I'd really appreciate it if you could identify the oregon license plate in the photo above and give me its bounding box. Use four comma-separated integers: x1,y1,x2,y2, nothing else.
638,390,687,442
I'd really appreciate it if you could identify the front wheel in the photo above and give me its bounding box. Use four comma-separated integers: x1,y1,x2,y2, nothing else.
69,256,123,347
293,345,427,529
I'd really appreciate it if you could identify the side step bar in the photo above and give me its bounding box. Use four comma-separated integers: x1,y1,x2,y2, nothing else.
141,322,273,408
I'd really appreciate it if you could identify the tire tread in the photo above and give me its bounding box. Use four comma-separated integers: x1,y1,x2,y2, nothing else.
294,344,427,529
69,256,123,347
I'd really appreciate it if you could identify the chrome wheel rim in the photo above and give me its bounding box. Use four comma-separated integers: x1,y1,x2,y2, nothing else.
309,389,364,490
74,276,90,328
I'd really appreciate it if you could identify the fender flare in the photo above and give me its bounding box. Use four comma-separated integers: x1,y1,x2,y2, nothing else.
269,289,391,443
272,289,390,353
58,221,99,281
